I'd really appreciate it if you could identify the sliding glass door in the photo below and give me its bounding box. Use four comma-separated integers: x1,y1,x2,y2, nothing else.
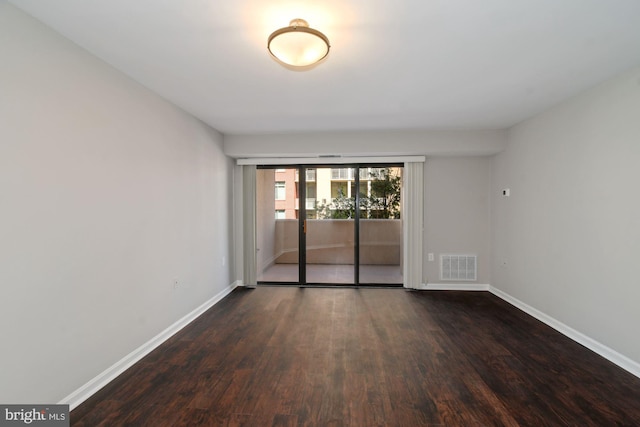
256,164,402,286
358,166,403,284
304,166,356,284
255,167,299,283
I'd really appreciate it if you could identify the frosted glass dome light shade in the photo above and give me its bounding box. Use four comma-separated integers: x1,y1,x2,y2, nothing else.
268,19,330,68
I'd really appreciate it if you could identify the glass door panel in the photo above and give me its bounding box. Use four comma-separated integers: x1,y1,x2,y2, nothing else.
257,164,403,286
305,167,355,284
256,167,299,283
358,166,403,285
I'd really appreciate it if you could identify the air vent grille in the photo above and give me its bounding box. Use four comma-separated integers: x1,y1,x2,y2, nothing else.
440,254,477,281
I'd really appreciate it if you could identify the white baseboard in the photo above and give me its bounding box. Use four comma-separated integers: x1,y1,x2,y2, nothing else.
59,281,639,409
489,286,640,379
417,283,490,291
60,282,238,410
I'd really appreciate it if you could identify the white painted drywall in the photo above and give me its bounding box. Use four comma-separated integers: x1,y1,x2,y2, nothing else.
224,129,507,158
424,157,492,284
225,128,500,288
0,4,233,403
492,67,640,364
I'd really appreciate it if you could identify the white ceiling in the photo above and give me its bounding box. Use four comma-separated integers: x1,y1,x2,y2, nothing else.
8,0,640,135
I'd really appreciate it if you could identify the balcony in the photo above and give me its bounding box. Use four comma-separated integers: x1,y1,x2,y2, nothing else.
294,198,317,210
256,219,402,284
330,168,378,180
294,169,316,182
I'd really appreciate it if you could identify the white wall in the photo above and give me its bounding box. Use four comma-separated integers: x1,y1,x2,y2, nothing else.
224,129,507,158
225,127,501,287
0,4,233,403
424,157,492,284
492,67,640,365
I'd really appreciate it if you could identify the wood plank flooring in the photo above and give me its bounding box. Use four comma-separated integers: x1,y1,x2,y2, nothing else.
71,287,640,426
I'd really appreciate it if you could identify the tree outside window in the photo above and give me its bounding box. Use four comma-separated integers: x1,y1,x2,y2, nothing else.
317,167,401,219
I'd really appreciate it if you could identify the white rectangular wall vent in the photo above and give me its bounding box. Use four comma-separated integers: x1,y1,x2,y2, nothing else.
440,254,477,281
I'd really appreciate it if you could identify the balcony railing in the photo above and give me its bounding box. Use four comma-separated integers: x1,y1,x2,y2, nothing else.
269,219,401,265
295,198,317,209
331,168,373,180
294,169,316,182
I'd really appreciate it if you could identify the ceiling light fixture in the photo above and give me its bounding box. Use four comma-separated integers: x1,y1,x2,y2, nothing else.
268,19,330,69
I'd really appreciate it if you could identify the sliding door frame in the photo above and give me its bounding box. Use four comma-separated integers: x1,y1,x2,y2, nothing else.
242,156,424,289
298,166,307,285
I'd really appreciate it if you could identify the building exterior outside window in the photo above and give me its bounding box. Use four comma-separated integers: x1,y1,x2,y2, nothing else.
275,181,286,200
272,167,402,219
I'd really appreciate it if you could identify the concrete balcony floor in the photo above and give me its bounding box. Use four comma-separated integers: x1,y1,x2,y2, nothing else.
258,263,402,285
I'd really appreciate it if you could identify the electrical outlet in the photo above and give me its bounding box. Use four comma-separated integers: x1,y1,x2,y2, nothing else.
173,280,179,290
428,253,434,262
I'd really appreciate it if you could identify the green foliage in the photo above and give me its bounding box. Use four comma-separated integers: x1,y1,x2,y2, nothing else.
368,168,402,219
316,168,401,219
316,188,356,219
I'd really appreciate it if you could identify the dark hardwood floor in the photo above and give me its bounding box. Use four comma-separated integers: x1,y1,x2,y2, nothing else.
72,287,640,426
